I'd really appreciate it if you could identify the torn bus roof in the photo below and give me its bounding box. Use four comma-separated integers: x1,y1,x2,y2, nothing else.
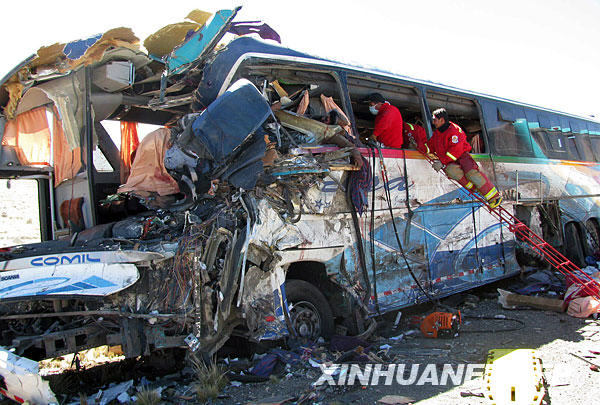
0,7,289,125
143,9,213,58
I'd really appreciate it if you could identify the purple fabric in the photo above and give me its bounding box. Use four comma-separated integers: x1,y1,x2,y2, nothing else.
251,354,278,377
348,155,372,216
330,335,371,352
228,22,281,43
250,349,301,377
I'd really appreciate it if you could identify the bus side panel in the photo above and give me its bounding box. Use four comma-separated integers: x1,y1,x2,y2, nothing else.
357,153,521,313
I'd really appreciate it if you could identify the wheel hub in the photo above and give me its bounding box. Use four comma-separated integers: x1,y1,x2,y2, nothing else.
289,300,322,339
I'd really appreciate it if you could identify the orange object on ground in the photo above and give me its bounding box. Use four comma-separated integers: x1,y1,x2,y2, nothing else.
420,311,461,338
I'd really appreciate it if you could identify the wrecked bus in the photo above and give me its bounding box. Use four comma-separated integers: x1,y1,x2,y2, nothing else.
1,7,600,403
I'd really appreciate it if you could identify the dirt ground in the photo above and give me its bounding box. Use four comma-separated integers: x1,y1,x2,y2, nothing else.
0,281,590,405
205,287,600,405
0,179,41,247
2,180,600,404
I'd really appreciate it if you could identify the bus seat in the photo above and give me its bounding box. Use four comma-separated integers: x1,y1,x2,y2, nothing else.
59,197,85,232
118,128,179,196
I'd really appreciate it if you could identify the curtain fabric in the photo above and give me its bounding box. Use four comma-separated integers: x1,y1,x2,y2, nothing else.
119,121,140,184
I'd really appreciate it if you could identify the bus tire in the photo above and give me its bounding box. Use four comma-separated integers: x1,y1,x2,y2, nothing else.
564,222,586,267
285,279,334,340
585,219,600,256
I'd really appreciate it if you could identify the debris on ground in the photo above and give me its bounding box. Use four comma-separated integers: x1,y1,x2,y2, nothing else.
377,395,415,404
497,288,564,312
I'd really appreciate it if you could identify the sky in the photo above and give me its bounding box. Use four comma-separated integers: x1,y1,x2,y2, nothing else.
1,0,599,120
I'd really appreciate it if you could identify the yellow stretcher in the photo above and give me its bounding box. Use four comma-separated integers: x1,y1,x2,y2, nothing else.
484,349,545,405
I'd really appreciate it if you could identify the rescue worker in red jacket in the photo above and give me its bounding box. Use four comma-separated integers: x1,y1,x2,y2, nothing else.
427,108,502,208
403,122,428,153
365,93,404,148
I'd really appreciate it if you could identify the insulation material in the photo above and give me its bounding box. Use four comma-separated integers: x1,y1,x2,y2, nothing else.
2,81,24,120
144,22,201,57
144,9,213,58
274,110,345,144
186,9,213,24
31,28,140,73
118,127,180,196
68,28,140,69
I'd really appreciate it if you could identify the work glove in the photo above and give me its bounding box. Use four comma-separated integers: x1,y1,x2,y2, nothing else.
364,136,377,147
432,160,443,172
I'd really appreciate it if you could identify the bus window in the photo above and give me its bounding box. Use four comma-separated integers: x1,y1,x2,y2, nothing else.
564,132,581,160
530,128,575,160
562,131,594,162
533,112,578,161
93,148,115,172
589,136,600,161
232,61,349,138
587,122,600,161
0,179,41,247
345,75,424,148
426,91,487,153
573,134,596,162
530,128,552,157
569,120,596,162
546,130,571,160
481,102,534,157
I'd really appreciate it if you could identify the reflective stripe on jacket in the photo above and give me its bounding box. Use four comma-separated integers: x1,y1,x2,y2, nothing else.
426,121,471,165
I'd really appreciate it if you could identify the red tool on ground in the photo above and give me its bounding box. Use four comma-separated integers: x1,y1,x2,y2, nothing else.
420,311,461,338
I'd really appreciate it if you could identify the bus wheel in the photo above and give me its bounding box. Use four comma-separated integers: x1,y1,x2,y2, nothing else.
585,219,600,256
285,279,334,340
564,222,586,267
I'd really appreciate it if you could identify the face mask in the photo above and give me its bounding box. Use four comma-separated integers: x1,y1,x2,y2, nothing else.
369,105,379,115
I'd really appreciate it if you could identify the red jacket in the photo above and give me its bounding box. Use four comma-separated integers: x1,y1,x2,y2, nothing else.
402,122,427,153
426,121,471,165
373,102,404,148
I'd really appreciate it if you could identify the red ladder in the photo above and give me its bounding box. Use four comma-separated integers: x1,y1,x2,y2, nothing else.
476,192,600,299
424,156,600,300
